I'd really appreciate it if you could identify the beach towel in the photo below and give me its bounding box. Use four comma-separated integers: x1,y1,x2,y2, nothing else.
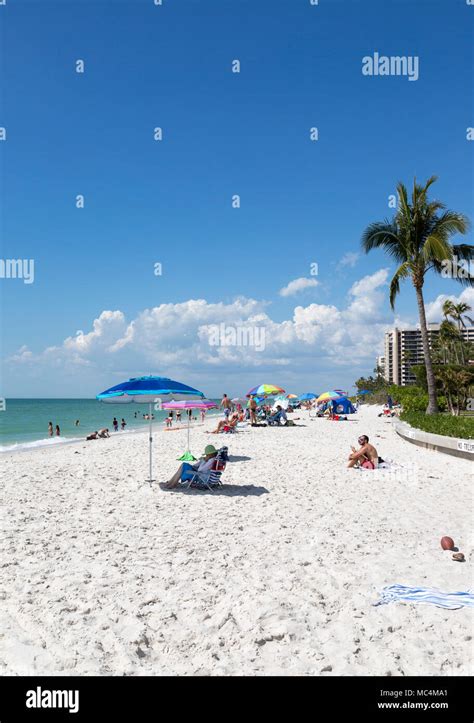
373,584,474,610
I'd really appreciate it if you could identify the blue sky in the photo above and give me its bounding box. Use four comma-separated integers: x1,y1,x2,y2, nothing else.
1,0,473,397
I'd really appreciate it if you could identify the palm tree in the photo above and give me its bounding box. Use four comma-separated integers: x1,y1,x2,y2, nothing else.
361,176,473,414
443,300,473,331
442,300,473,364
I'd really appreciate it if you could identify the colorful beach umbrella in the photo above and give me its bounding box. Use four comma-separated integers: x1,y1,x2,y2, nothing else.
316,390,343,403
299,393,316,401
162,399,217,461
97,376,205,484
246,384,285,397
286,393,299,399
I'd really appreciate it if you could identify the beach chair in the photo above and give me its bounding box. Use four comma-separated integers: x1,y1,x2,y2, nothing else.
185,446,229,491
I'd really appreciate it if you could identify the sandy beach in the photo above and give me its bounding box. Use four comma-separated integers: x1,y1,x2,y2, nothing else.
1,405,472,676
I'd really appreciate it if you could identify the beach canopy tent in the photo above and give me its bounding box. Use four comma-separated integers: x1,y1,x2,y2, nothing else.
330,396,356,415
247,384,285,397
162,399,217,462
97,376,205,484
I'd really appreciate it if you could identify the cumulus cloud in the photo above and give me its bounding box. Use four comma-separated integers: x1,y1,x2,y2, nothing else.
425,287,474,323
279,277,319,297
6,270,394,380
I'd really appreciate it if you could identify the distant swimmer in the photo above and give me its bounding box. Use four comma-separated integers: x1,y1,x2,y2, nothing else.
121,418,127,430
48,421,53,437
55,425,60,436
113,417,118,432
75,419,80,426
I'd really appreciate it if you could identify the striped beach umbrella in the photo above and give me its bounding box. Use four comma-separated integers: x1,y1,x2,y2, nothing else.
316,391,343,404
246,383,285,397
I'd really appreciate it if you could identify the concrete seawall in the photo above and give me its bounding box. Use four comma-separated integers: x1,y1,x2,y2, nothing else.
392,418,474,461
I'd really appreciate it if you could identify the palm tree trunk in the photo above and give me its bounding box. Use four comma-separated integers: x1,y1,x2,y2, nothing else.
415,285,439,414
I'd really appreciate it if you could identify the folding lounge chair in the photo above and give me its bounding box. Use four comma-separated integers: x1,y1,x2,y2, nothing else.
185,446,229,491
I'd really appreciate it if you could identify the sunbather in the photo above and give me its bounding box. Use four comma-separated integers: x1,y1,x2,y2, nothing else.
86,431,99,440
98,428,110,438
210,413,239,434
347,435,380,469
160,444,218,489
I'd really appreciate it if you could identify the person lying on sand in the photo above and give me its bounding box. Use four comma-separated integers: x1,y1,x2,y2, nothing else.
98,428,110,438
160,444,218,490
347,435,379,469
86,431,99,440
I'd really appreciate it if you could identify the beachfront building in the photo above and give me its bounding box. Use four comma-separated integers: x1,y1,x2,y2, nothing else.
376,355,385,375
383,324,474,386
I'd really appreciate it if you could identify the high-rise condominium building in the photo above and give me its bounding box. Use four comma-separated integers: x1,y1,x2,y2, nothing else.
383,323,474,386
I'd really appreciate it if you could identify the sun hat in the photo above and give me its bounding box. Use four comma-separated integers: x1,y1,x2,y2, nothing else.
203,444,217,456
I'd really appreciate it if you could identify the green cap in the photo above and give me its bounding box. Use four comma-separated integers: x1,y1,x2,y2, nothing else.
204,444,217,456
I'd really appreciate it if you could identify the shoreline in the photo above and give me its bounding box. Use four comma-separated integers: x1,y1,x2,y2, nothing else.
0,413,223,456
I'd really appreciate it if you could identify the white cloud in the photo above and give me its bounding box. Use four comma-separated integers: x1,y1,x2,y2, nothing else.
5,268,453,395
279,277,319,297
425,287,474,323
338,252,360,268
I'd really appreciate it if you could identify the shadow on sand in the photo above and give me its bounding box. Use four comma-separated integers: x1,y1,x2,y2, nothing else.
160,484,269,497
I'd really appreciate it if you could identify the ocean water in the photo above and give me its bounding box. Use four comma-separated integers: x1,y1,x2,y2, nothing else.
0,399,221,452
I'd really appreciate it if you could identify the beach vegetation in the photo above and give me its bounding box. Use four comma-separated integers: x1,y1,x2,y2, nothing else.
361,175,473,415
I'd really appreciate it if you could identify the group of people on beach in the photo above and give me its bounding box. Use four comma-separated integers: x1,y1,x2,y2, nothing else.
85,417,126,441
165,408,204,428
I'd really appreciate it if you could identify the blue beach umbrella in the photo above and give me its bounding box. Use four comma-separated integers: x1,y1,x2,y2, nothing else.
299,393,317,401
97,376,205,484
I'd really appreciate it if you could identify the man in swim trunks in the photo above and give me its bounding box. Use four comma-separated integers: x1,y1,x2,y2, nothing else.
347,434,379,469
220,394,232,419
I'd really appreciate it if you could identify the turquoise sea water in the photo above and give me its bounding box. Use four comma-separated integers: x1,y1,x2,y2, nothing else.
0,399,221,452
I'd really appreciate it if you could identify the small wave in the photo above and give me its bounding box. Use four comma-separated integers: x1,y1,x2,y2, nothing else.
0,436,83,453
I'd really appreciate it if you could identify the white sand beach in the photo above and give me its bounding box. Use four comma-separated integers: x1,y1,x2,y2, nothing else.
1,405,472,676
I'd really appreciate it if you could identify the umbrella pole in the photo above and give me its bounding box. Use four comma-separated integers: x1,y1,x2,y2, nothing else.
148,402,154,486
187,416,190,452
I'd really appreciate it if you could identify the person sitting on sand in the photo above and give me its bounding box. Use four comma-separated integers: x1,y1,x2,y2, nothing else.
347,435,379,469
86,431,99,440
160,444,218,490
98,428,110,438
267,405,287,426
210,412,239,434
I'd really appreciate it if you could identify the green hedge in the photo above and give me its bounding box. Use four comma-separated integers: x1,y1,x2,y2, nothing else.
400,411,474,439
